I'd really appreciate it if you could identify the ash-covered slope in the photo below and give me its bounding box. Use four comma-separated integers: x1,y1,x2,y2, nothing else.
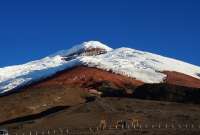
0,41,200,94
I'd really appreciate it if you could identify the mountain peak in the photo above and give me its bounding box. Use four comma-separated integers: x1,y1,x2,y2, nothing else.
53,41,113,57
81,41,112,50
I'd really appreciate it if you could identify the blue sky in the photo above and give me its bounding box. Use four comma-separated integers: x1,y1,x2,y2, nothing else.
0,0,200,67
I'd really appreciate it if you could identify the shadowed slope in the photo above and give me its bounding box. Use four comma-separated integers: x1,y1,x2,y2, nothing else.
0,106,70,126
133,83,200,103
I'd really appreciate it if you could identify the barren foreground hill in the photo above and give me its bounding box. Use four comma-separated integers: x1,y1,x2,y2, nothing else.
2,98,200,135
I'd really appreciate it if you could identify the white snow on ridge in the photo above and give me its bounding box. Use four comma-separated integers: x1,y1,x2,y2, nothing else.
0,56,81,93
0,41,200,94
80,47,200,83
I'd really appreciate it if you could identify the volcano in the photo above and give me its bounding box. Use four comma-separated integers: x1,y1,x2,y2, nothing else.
1,41,200,134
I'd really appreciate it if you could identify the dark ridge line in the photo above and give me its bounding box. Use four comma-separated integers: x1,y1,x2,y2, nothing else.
0,106,70,126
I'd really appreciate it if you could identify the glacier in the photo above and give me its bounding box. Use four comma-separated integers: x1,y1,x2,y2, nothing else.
0,41,200,94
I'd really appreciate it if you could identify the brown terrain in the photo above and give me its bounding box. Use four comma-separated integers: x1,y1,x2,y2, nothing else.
164,71,200,88
2,98,200,135
0,66,200,134
30,66,143,89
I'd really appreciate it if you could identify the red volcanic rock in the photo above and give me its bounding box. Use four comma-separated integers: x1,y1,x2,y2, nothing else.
24,67,200,91
163,71,200,88
29,66,143,90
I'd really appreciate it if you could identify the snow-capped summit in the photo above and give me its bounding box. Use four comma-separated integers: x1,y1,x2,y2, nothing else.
0,41,113,94
0,41,200,94
51,41,113,57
